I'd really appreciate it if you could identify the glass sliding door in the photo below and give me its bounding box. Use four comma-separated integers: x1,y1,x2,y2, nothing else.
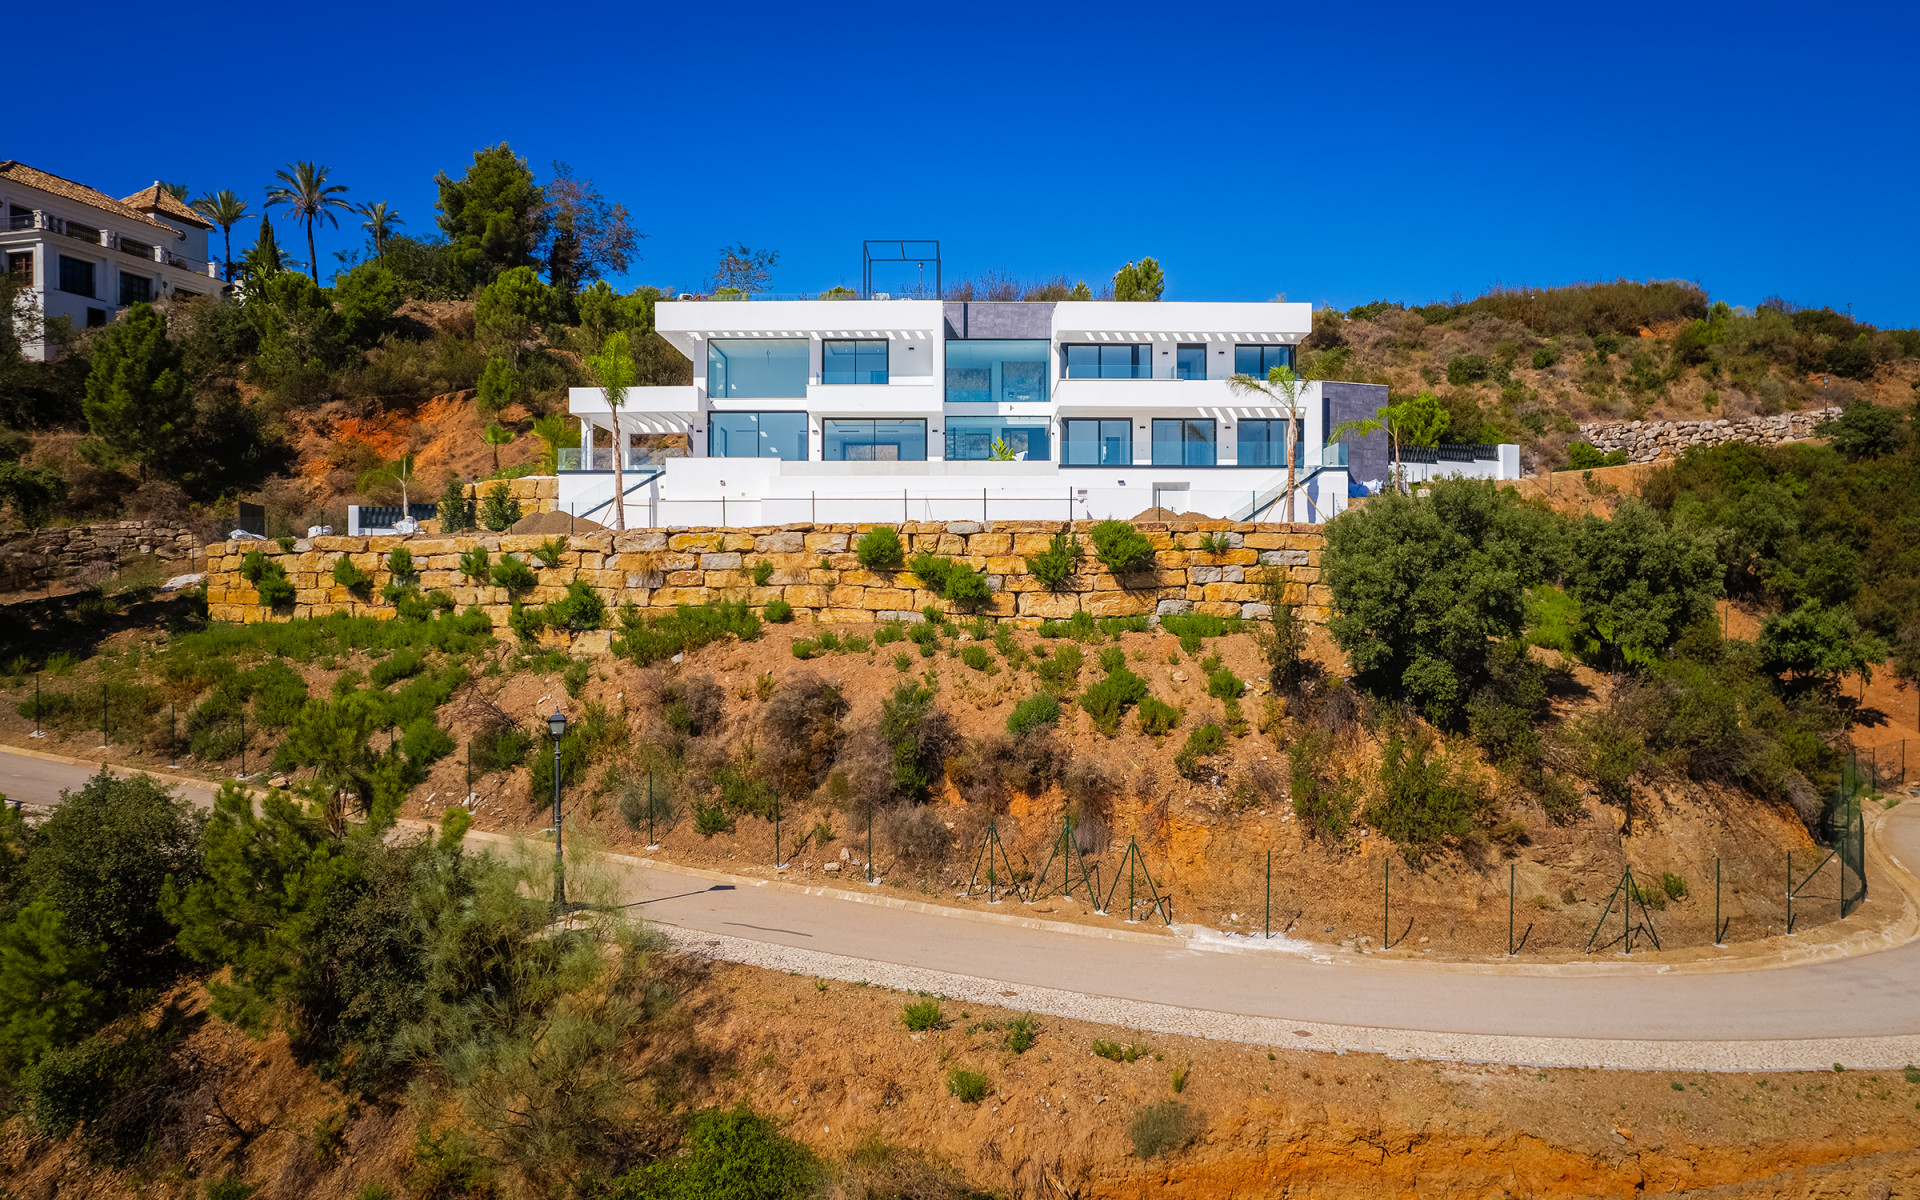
944,339,1049,403
1232,344,1295,378
822,419,927,461
709,411,809,459
707,338,809,398
1175,344,1207,380
1151,418,1217,466
1061,418,1132,466
821,338,889,384
1063,344,1152,379
944,417,1051,461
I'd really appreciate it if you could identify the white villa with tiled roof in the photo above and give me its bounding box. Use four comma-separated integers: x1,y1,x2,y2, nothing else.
0,161,224,358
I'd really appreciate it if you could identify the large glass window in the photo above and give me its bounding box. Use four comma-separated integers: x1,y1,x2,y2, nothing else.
1236,418,1305,467
1152,418,1217,466
822,419,927,462
1064,344,1153,379
708,411,809,459
944,339,1048,403
57,255,94,297
119,273,152,305
1061,419,1132,466
1175,344,1207,380
707,338,808,399
945,417,1051,462
1233,344,1295,378
822,338,888,384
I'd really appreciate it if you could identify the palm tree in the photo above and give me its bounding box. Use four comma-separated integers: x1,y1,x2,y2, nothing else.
191,190,249,282
357,454,418,519
264,162,351,285
530,414,571,476
584,332,638,531
358,201,404,260
1227,364,1313,522
482,423,515,474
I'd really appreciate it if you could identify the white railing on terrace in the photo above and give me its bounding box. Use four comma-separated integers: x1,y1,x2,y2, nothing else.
585,480,1349,530
557,448,685,472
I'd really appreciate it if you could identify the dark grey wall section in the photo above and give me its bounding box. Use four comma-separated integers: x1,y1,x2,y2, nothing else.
941,302,1056,340
1322,382,1390,487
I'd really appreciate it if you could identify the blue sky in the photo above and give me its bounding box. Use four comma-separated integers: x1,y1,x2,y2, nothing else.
45,0,1920,325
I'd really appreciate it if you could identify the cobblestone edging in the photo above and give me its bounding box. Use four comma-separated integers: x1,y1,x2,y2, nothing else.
1577,407,1839,464
200,520,1327,631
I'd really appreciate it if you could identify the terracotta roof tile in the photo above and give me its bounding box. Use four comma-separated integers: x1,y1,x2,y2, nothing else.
0,161,176,232
120,182,213,230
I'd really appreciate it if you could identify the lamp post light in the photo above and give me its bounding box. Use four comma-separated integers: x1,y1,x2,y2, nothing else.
548,708,568,916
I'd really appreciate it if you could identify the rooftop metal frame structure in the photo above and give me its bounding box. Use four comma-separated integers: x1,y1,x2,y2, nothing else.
861,240,941,300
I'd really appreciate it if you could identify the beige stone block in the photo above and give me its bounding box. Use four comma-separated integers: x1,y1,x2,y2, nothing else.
804,533,850,553
827,585,868,608
659,552,699,571
1017,592,1081,617
863,587,912,609
569,534,613,553
707,570,749,588
668,532,724,552
1084,591,1155,617
722,533,756,551
663,569,701,587
1202,583,1262,603
1193,601,1242,618
984,555,1024,576
821,607,876,624
784,584,829,608
653,586,712,606
965,533,1012,556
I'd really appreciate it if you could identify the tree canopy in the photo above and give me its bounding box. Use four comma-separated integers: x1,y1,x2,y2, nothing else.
435,143,548,287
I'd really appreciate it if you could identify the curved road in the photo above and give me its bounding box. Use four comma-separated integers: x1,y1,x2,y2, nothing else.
9,748,1917,1070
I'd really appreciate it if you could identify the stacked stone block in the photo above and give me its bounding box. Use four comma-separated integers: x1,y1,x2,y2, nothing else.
204,520,1328,631
1577,407,1839,464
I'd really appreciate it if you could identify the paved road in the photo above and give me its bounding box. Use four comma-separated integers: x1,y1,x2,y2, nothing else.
9,747,1918,1063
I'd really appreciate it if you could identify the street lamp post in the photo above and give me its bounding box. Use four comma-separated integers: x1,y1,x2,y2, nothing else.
548,708,568,916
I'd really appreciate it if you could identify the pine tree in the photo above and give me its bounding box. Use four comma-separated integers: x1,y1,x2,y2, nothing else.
80,304,192,479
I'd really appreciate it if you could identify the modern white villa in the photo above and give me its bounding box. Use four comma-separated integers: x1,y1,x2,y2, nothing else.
561,294,1521,528
1,161,224,358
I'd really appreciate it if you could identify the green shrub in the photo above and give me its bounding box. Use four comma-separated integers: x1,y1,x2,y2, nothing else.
901,999,944,1031
844,634,871,653
479,481,521,531
1135,696,1181,737
764,598,794,623
1565,441,1628,470
1025,531,1082,590
1660,872,1689,902
1091,520,1156,575
458,545,490,581
1195,531,1232,556
1128,1099,1201,1159
1006,692,1061,736
856,525,905,569
1004,1013,1038,1054
1205,662,1245,701
1446,353,1490,385
1092,1039,1149,1063
615,601,761,665
1174,722,1225,778
874,622,905,646
1034,643,1084,691
910,552,992,609
489,554,537,596
1079,663,1148,735
1366,726,1489,864
1289,727,1356,839
1098,645,1126,673
879,682,959,800
751,560,774,586
240,550,295,608
1099,615,1150,635
693,804,733,836
959,644,995,673
609,1105,818,1200
470,725,531,774
531,537,567,568
1531,345,1557,369
1160,611,1239,645
436,476,475,533
386,546,416,583
333,555,371,596
407,1127,492,1200
946,1068,989,1103
369,647,426,688
893,652,912,671
204,1172,255,1200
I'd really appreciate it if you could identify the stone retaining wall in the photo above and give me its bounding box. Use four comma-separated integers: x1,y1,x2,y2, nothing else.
203,520,1327,631
0,519,209,588
1577,407,1838,464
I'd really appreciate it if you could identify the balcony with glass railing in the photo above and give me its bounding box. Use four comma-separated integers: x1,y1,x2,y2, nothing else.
556,448,682,473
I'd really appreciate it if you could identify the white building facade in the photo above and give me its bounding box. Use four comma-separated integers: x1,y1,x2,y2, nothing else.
561,297,1520,528
1,162,224,358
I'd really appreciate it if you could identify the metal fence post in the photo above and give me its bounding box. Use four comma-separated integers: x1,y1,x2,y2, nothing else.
1508,862,1515,956
1383,859,1390,950
239,706,246,778
32,673,39,738
1265,848,1272,940
1714,856,1723,945
866,797,873,883
1786,850,1793,935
